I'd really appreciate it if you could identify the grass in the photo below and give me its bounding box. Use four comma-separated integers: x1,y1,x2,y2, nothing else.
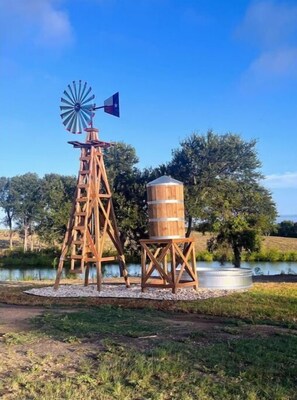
1,305,297,399
33,307,168,340
8,336,297,399
192,232,297,252
0,281,296,328
178,283,297,328
0,282,296,399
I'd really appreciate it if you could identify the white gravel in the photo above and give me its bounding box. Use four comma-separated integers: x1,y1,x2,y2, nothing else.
25,284,243,301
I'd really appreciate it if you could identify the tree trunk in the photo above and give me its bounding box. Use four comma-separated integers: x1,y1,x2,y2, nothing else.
185,215,193,238
23,225,29,252
233,245,241,268
9,229,13,250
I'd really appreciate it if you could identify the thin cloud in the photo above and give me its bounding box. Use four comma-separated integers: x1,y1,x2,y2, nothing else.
236,1,297,80
0,0,74,48
249,47,297,78
237,1,297,48
263,172,297,189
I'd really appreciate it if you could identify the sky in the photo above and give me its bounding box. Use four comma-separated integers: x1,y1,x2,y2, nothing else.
0,0,296,218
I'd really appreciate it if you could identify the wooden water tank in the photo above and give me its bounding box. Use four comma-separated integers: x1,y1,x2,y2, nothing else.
147,176,185,239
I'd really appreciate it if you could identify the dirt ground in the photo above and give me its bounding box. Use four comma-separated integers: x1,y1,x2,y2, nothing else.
0,302,294,339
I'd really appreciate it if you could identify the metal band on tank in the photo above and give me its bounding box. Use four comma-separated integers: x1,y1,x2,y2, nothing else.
150,235,184,239
147,200,183,205
149,217,184,222
147,182,182,186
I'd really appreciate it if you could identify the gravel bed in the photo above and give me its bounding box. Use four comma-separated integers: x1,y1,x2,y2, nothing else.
25,284,243,301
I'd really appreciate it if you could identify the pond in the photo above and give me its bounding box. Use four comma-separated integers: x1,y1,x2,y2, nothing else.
0,261,296,281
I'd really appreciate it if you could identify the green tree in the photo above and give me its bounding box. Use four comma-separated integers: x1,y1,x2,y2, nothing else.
273,220,297,238
0,177,15,249
167,131,276,267
10,173,43,252
206,180,276,267
37,174,76,245
104,142,148,257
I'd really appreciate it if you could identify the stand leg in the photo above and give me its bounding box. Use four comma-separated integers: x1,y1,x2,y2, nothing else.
171,244,177,294
96,261,102,291
191,244,198,291
84,265,90,286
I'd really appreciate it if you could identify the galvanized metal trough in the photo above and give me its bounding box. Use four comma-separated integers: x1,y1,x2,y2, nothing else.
197,268,253,290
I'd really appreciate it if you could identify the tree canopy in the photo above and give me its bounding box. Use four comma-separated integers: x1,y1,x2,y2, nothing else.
166,131,276,266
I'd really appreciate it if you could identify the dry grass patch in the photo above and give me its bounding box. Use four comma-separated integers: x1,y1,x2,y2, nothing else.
191,231,297,252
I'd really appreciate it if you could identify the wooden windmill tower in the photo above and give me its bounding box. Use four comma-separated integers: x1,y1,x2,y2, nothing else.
54,81,130,291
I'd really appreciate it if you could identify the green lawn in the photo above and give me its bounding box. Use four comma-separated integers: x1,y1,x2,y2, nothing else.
0,282,296,399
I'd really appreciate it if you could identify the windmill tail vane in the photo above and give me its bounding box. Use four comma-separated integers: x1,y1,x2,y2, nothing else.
60,80,120,134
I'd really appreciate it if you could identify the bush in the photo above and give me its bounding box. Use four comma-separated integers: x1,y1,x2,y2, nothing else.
196,251,213,262
0,248,60,267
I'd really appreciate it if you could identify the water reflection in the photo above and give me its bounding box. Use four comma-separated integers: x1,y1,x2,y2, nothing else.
0,261,296,281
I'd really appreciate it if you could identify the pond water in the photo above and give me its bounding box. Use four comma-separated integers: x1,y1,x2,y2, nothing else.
0,261,296,281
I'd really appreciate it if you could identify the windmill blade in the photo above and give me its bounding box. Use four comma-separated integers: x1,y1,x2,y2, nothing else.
80,109,92,125
79,81,88,104
81,104,95,114
77,80,82,103
67,84,76,103
63,90,75,104
61,98,74,107
73,81,78,102
60,108,75,119
67,113,77,133
60,105,74,111
80,86,92,104
62,111,76,129
76,113,83,134
81,94,95,106
79,112,89,129
70,113,78,133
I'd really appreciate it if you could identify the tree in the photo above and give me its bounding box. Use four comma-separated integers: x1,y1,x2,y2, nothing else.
37,174,76,245
272,220,297,238
10,173,43,252
104,142,148,257
206,180,276,267
0,177,15,249
167,131,276,267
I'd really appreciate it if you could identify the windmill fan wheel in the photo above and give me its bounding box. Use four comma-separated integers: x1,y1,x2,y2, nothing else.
60,80,95,134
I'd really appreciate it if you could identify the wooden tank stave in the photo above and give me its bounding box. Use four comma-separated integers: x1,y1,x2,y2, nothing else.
147,176,185,239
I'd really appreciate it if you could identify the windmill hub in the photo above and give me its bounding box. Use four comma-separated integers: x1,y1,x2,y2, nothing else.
74,103,81,112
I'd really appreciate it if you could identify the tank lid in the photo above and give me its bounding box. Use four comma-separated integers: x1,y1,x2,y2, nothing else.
147,175,183,186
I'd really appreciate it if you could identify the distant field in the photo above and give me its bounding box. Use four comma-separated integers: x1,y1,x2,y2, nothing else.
1,229,297,253
191,231,297,252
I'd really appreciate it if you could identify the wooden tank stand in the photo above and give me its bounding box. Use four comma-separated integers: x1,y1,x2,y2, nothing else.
140,238,198,294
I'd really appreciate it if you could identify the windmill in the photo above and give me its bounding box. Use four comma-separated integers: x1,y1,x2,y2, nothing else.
54,81,130,291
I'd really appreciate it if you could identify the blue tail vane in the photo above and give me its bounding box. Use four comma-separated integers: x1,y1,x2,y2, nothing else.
104,92,120,117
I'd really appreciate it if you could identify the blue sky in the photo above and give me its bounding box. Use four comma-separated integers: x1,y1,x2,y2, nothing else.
0,0,296,217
